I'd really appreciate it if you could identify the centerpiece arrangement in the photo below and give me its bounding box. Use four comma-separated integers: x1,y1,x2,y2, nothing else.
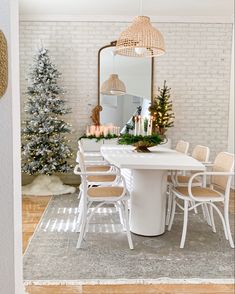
118,114,162,152
119,133,163,152
118,81,174,152
80,81,174,152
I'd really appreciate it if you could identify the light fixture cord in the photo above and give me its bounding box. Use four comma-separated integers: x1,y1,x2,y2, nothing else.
112,52,116,74
139,0,143,16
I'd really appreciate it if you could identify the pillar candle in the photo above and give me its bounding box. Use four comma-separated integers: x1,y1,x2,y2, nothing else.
138,116,141,136
134,116,137,136
86,126,90,136
90,125,96,136
150,116,153,135
95,129,100,137
104,127,109,137
147,118,150,136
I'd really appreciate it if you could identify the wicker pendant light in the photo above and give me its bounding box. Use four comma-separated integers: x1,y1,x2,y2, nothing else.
115,15,165,57
101,74,126,96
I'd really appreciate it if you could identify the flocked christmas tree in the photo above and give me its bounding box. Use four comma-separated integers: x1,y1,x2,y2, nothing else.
22,47,73,176
149,80,175,136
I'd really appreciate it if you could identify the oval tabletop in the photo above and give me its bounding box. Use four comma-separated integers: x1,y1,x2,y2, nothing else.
101,145,205,171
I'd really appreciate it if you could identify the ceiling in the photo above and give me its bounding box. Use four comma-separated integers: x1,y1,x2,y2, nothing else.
19,0,234,22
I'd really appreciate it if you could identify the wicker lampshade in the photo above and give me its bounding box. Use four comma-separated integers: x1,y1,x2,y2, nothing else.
101,74,126,96
115,16,165,58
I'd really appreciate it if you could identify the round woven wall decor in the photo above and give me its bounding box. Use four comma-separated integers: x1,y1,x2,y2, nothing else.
0,30,8,98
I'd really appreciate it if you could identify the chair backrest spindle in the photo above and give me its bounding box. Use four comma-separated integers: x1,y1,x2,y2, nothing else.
212,152,234,190
175,140,189,154
192,145,210,162
78,151,86,172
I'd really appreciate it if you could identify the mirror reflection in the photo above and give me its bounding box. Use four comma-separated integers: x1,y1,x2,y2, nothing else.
99,45,152,132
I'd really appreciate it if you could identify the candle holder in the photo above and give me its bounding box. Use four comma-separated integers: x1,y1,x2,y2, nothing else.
118,134,164,153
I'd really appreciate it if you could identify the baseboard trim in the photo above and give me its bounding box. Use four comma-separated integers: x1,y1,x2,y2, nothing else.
24,278,235,286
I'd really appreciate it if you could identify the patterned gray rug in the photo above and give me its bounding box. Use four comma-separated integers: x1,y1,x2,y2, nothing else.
23,194,235,285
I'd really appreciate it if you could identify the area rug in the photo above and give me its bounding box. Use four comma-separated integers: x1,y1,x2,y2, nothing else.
23,194,235,285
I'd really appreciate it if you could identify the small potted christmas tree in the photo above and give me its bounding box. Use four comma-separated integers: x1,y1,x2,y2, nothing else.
22,47,75,196
149,80,175,137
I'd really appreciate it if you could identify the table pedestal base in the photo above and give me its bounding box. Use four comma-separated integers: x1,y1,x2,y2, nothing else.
130,169,168,236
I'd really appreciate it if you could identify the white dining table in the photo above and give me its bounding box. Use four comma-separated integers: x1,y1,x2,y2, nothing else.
101,145,205,237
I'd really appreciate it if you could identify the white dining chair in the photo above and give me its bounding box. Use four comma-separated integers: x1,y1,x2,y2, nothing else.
74,152,134,250
166,144,211,226
78,139,104,162
77,151,120,186
168,151,234,249
75,150,124,229
177,145,212,225
174,145,210,186
166,140,190,225
76,144,120,183
75,149,116,199
175,140,190,154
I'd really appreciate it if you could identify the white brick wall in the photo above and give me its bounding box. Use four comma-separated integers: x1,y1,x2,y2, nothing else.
19,21,233,165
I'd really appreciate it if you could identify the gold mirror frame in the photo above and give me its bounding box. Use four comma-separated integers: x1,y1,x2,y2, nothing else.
97,40,154,124
0,30,8,98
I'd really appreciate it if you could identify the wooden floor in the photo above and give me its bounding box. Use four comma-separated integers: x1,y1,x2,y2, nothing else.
23,192,235,294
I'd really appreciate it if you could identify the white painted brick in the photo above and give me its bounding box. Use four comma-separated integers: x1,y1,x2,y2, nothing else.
19,21,233,162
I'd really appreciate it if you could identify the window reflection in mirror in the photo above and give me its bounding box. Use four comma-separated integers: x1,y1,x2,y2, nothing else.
100,46,152,132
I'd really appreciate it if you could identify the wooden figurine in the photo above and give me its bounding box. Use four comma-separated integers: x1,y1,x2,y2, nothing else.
90,105,103,126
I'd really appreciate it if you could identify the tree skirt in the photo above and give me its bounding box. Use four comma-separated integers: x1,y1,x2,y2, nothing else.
22,175,76,196
23,194,234,284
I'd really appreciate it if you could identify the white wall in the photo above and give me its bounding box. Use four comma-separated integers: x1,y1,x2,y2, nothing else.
228,25,234,187
155,23,233,159
228,26,234,154
0,0,24,293
19,21,233,163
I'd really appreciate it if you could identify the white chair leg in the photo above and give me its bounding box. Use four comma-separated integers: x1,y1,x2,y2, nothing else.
224,204,235,248
165,189,172,226
120,202,127,231
210,203,228,240
76,203,87,249
124,201,134,250
168,195,176,231
180,200,189,249
201,203,207,220
203,203,212,226
76,196,84,233
116,202,126,230
191,200,198,214
78,189,82,199
127,198,131,210
209,204,216,233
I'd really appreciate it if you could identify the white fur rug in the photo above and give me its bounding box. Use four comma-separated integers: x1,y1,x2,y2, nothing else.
22,175,76,196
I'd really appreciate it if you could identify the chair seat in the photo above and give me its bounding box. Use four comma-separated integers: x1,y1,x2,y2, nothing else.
87,175,116,182
86,165,110,172
167,175,200,184
174,186,222,199
87,186,124,198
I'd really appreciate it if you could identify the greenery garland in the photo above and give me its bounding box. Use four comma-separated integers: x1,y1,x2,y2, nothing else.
118,134,163,145
79,133,119,142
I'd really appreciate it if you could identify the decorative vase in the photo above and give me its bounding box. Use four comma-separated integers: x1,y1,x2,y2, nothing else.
133,141,156,153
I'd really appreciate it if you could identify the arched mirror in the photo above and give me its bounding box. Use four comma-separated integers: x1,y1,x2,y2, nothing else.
98,41,154,132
